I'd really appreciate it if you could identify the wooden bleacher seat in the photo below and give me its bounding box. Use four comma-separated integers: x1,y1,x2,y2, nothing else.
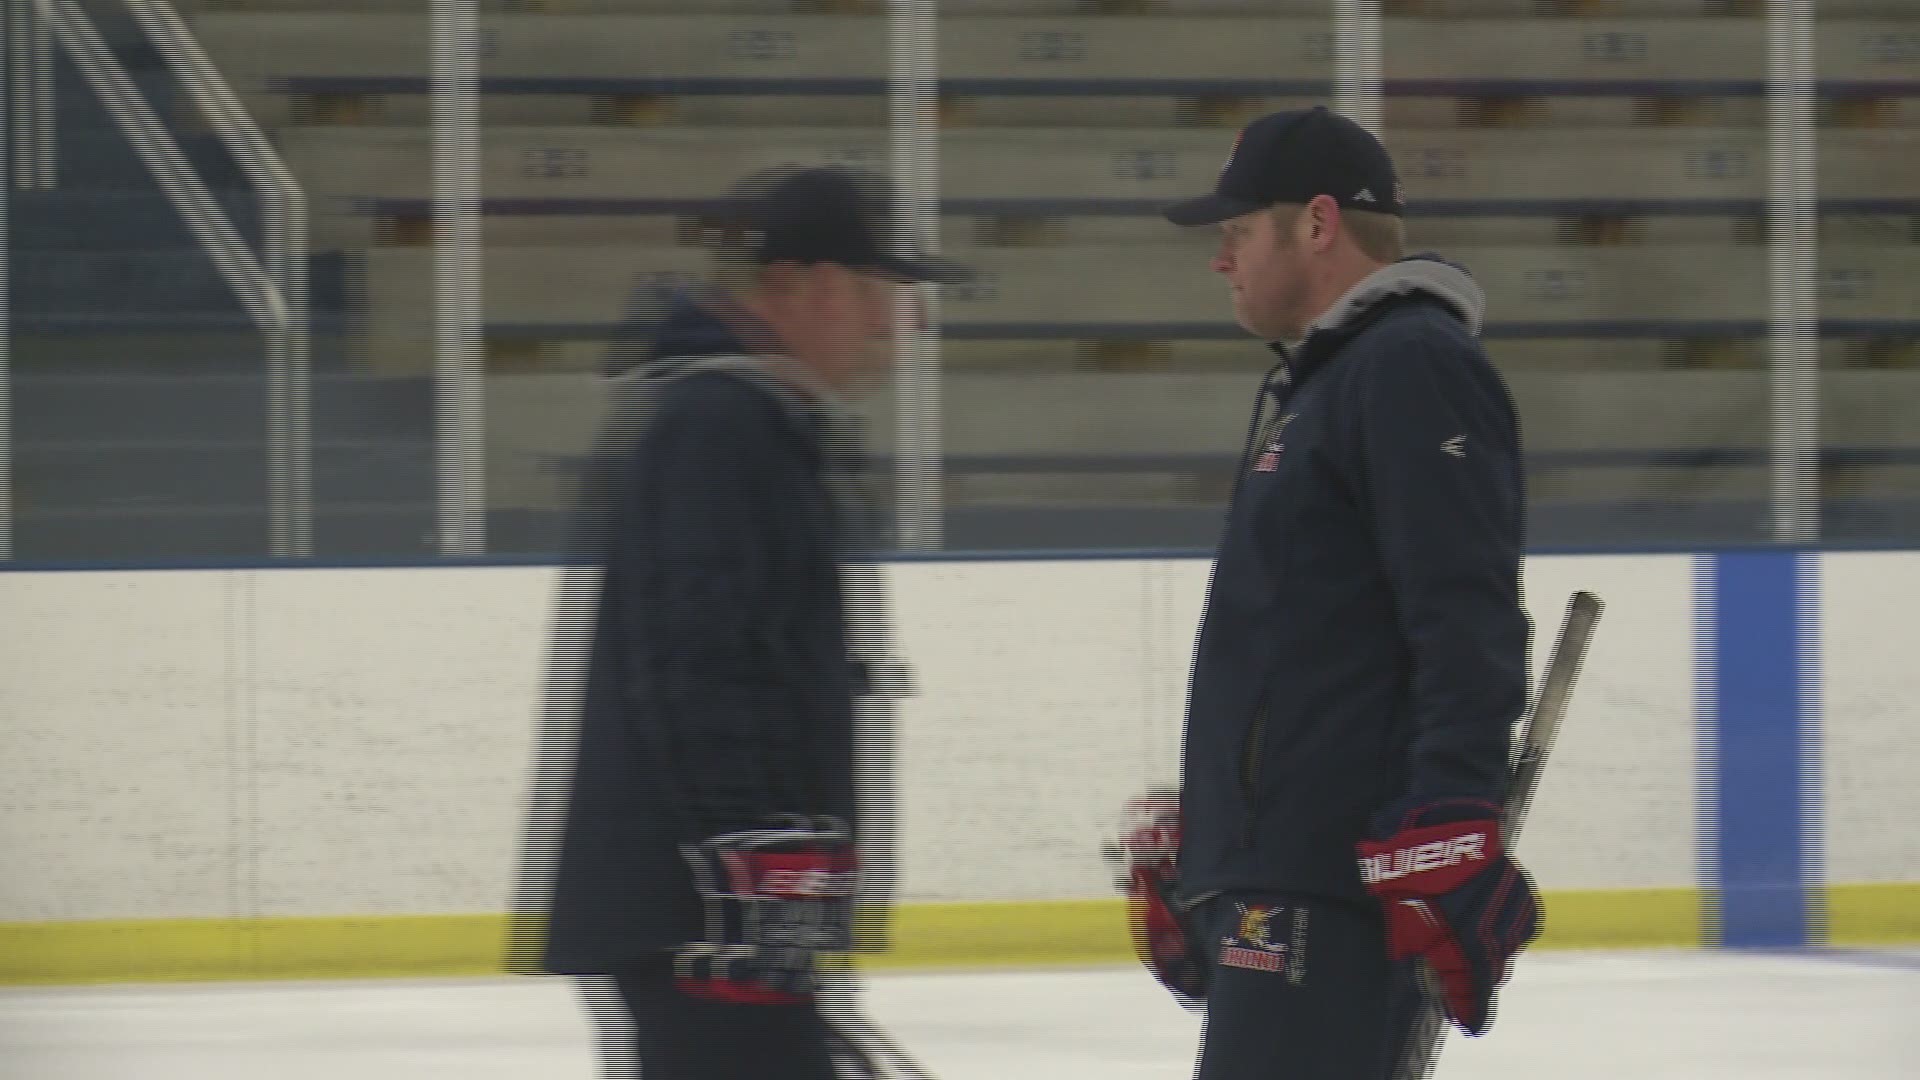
348,243,1919,374
274,125,1920,221
174,1,1919,15
189,13,1918,99
478,364,1920,515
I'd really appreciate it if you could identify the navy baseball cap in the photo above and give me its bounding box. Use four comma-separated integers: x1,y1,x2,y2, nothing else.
1163,107,1405,227
722,166,971,285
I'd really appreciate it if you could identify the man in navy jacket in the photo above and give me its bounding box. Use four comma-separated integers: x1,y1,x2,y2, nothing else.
518,166,962,1080
1130,108,1538,1079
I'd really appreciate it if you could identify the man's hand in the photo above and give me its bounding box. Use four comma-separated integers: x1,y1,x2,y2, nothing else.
1356,798,1540,1035
1106,790,1207,1009
678,815,857,1005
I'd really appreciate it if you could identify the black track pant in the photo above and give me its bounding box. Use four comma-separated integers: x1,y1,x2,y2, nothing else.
1191,892,1426,1080
580,955,840,1080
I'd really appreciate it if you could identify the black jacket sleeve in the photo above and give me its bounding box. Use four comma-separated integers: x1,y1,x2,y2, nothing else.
613,377,806,840
1354,329,1532,805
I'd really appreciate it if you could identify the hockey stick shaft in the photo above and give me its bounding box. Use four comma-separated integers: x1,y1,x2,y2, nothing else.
824,1012,939,1080
1394,590,1604,1080
1504,591,1603,840
815,954,940,1080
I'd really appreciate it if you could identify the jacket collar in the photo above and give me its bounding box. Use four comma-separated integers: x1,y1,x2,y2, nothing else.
606,285,850,427
1266,254,1488,387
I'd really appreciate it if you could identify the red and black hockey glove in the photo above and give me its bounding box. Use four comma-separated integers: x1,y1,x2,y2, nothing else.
677,815,857,1005
1356,798,1540,1036
1106,790,1208,1010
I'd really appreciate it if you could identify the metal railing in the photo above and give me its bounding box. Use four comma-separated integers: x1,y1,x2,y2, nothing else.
889,0,943,551
1766,0,1822,545
7,0,55,190
431,0,486,557
18,0,312,557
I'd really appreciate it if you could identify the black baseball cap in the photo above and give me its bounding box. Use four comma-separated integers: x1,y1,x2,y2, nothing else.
1163,107,1405,227
720,165,971,285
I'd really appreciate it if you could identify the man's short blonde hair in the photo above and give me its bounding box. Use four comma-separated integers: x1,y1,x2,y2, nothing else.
1270,203,1406,264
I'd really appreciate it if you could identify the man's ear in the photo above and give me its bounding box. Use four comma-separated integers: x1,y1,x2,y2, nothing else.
1307,195,1341,252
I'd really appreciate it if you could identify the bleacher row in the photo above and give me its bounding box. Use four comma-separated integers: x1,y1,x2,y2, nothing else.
187,13,1920,92
161,0,1920,14
478,368,1920,519
191,11,1920,134
256,116,1917,374
351,243,1918,366
277,126,1914,212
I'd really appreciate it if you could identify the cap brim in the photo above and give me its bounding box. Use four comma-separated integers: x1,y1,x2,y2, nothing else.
1163,193,1266,227
872,253,974,285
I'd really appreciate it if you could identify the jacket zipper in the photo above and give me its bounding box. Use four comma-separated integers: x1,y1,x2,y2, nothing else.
1184,352,1294,725
1198,354,1289,854
1239,699,1268,848
1236,358,1294,851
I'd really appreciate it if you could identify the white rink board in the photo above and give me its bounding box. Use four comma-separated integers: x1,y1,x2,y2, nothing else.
1820,552,1920,886
0,552,1901,923
889,558,1202,903
0,571,237,922
1508,555,1698,892
245,568,553,917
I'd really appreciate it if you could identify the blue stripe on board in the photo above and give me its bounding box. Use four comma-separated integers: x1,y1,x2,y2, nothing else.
1707,551,1818,948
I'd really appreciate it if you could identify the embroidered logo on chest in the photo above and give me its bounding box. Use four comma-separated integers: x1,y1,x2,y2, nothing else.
1251,413,1298,473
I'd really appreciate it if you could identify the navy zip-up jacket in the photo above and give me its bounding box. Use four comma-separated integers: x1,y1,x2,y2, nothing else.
535,293,866,971
1176,256,1532,911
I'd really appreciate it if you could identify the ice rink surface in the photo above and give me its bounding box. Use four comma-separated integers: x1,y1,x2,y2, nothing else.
3,950,1916,1079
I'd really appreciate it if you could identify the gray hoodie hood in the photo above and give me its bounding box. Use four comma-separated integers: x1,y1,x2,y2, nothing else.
1300,254,1487,343
602,287,851,431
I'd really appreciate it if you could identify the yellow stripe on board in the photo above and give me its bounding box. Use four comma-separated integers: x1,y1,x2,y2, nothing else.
1825,883,1920,945
861,899,1135,970
5,885,1911,988
0,914,507,986
1535,887,1701,950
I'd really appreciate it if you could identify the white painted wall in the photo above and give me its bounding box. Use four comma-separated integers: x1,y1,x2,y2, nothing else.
0,553,1910,923
1820,553,1920,886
